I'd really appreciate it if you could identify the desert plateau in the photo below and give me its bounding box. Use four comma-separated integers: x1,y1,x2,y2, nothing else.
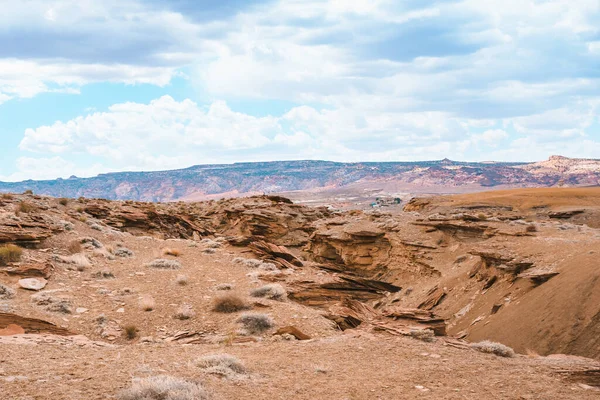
1,187,599,399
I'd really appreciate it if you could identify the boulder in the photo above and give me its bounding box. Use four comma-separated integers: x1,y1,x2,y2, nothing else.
18,278,47,291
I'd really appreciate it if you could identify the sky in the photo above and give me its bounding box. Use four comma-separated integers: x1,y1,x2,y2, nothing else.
0,0,599,181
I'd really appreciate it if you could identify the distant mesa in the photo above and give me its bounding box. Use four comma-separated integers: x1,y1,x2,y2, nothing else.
0,155,598,202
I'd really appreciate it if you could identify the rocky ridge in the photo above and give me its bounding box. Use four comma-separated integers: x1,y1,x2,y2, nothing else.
0,189,599,398
1,156,599,202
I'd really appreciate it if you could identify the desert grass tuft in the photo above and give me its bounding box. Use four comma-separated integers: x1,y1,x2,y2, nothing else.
175,274,189,286
212,294,250,313
236,313,274,334
16,201,36,214
145,259,182,269
0,244,22,265
124,324,138,340
67,240,83,254
162,248,182,257
250,284,287,301
117,375,211,400
196,354,246,378
470,340,515,357
0,283,16,300
174,304,195,320
139,296,156,311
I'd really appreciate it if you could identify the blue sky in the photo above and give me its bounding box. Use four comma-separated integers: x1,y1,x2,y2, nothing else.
0,0,599,181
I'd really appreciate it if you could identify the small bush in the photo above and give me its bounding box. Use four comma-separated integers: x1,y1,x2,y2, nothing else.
145,259,182,269
525,224,537,233
408,329,435,343
139,296,155,311
250,284,287,301
0,283,16,300
93,269,115,279
236,313,274,334
81,237,103,248
175,274,189,286
233,257,263,268
31,292,73,314
124,324,138,340
470,340,515,357
118,375,211,400
113,247,134,257
196,354,246,378
1,193,14,200
67,240,83,254
215,283,233,291
89,223,103,231
200,239,221,249
174,304,195,320
0,244,22,265
162,248,181,257
17,201,36,214
58,198,69,206
59,254,92,270
212,294,250,313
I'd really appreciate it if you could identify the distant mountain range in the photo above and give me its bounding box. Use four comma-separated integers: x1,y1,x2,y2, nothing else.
1,156,599,202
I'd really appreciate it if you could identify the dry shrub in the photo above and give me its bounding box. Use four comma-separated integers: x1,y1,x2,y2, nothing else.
408,329,435,343
236,313,274,334
67,240,83,254
17,201,36,214
200,239,221,249
23,190,33,195
81,237,103,248
250,284,287,301
145,259,182,269
0,283,16,300
89,223,103,231
58,198,69,206
470,340,515,357
114,247,134,257
175,274,189,286
0,244,22,265
118,375,211,400
124,324,138,340
1,193,14,200
31,292,73,314
525,224,537,233
212,294,250,313
93,269,115,279
215,283,233,291
174,304,195,320
60,254,92,270
233,257,263,268
196,354,246,378
139,296,156,311
162,248,182,257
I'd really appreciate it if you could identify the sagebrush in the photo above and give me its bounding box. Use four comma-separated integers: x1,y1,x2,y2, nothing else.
118,375,211,400
212,294,250,313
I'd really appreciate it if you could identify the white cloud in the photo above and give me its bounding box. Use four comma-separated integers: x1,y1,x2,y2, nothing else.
2,0,600,180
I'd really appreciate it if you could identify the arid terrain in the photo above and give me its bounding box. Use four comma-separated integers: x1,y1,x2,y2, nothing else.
1,188,599,399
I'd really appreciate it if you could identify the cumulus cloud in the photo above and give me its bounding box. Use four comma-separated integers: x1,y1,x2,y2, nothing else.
2,0,600,180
